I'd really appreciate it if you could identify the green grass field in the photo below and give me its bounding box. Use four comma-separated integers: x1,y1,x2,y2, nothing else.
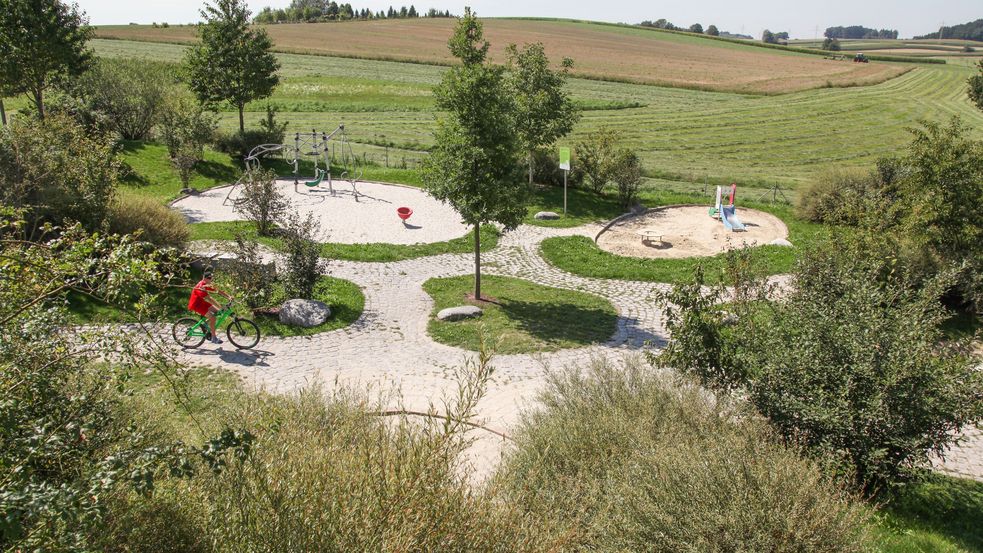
70,38,983,190
423,274,618,353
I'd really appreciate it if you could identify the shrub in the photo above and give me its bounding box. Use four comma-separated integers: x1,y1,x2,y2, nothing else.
822,37,842,51
0,113,119,231
108,195,190,249
280,211,323,299
576,128,620,194
657,233,983,489
233,167,287,236
498,357,872,551
68,58,178,140
159,97,218,189
796,167,885,225
224,233,277,310
611,147,643,208
214,105,287,159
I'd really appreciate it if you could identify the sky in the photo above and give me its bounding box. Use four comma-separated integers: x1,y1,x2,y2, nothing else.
77,0,980,40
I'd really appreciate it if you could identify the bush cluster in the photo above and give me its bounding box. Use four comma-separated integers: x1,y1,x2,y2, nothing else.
657,234,983,489
213,106,288,159
108,195,190,249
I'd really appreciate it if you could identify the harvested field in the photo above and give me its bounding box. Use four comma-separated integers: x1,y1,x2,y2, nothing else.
94,18,907,94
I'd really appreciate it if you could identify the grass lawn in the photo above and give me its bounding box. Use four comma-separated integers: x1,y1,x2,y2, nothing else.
422,274,618,354
873,474,983,552
190,221,500,263
539,201,824,284
66,275,364,338
121,140,240,202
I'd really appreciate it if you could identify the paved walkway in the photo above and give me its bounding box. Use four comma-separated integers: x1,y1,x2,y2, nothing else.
176,223,982,482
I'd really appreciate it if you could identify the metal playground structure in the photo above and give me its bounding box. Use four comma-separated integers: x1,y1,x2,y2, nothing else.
224,124,365,206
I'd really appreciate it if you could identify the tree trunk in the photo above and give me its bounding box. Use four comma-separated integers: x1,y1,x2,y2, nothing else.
238,104,245,133
473,224,481,300
528,151,534,185
33,89,45,120
0,99,6,126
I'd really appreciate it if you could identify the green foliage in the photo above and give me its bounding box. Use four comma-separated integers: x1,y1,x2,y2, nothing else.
657,233,983,489
611,147,643,208
214,105,288,158
504,42,579,184
761,29,777,43
67,58,178,140
233,167,287,236
0,113,119,231
796,167,884,225
0,214,252,550
705,24,719,36
224,233,276,309
279,211,323,299
422,8,526,298
575,128,621,194
498,357,872,552
185,0,280,132
0,0,93,118
109,194,191,249
159,98,219,188
423,274,618,354
822,37,842,51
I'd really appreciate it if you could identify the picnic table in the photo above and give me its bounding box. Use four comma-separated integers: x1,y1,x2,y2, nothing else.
636,229,663,245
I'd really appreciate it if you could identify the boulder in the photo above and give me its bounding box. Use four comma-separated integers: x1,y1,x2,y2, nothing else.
437,305,483,322
769,238,793,247
279,299,332,328
534,211,561,220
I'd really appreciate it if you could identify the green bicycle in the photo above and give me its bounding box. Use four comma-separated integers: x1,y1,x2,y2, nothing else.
172,300,261,350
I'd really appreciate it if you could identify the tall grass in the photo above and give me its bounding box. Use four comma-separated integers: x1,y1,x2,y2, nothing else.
495,356,873,552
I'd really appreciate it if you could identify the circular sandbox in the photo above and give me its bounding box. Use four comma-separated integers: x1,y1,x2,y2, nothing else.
172,180,468,245
596,205,788,259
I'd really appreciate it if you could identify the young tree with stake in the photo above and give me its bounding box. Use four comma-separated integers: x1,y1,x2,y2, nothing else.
186,0,280,133
505,42,579,185
422,8,526,300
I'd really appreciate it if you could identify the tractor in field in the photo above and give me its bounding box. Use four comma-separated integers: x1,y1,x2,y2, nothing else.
853,53,869,63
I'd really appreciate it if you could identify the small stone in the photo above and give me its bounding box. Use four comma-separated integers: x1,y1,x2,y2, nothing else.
279,299,331,328
720,311,740,326
437,305,483,321
534,211,561,220
769,238,793,247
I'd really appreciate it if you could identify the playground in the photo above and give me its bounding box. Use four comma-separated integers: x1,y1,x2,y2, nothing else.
172,179,468,245
595,205,788,259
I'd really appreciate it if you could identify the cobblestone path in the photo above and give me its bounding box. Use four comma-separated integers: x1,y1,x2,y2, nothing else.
178,223,981,481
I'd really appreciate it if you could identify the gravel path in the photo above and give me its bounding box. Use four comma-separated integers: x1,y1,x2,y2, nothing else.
175,221,982,482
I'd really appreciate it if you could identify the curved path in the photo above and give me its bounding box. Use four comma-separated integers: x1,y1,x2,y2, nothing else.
178,223,982,482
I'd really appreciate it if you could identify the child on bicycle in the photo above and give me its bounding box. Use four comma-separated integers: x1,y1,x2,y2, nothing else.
187,269,231,344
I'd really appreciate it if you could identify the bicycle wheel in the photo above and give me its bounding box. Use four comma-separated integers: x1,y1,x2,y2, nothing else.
227,318,261,350
173,317,207,348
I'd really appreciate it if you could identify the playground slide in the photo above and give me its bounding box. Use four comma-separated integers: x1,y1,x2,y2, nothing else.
721,205,746,231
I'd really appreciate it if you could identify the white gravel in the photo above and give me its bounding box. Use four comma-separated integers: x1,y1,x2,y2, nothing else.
172,180,470,245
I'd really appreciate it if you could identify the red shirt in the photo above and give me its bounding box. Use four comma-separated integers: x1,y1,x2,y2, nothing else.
188,279,215,316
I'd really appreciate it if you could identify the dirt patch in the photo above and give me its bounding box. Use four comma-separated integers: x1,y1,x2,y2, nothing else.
596,205,788,259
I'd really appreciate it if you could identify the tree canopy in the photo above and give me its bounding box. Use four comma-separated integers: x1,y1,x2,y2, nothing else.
825,25,898,39
422,8,525,299
186,0,280,132
968,60,983,112
505,42,579,185
0,0,92,119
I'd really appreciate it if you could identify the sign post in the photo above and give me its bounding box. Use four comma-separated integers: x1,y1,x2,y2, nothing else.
558,147,571,215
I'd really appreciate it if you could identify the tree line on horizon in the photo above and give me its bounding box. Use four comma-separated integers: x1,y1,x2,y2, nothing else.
913,19,983,42
825,26,898,40
638,19,752,39
253,0,452,24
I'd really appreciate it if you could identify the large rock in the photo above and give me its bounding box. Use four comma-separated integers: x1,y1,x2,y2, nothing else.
534,211,561,220
279,299,332,328
769,238,793,247
437,305,483,322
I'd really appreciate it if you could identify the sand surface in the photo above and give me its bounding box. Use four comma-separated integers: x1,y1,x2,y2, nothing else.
172,180,469,245
596,205,788,259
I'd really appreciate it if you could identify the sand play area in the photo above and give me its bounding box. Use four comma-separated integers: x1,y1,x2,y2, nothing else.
596,205,788,259
172,180,469,245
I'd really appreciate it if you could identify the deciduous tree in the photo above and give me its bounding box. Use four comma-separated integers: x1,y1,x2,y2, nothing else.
422,8,525,300
0,0,93,119
706,24,719,36
186,0,280,133
505,42,579,185
969,59,983,112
